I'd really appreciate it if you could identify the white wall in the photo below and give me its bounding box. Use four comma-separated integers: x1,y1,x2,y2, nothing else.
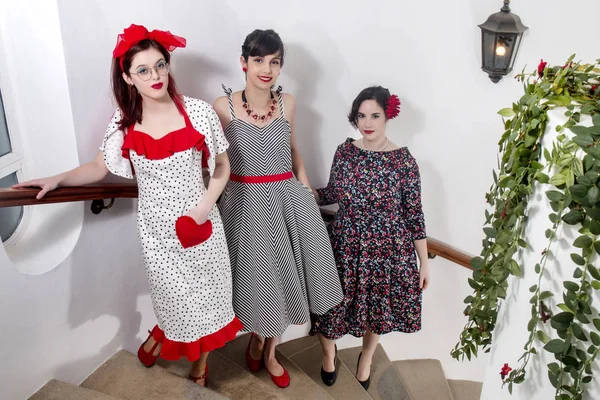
2,0,600,398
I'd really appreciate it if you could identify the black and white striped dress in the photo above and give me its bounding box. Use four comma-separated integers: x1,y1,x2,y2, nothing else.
218,86,344,337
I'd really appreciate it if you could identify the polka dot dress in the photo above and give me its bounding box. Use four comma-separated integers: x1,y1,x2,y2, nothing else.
100,97,241,349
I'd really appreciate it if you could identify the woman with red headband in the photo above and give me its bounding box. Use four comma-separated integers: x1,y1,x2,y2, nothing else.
14,24,242,387
310,86,429,390
213,29,344,389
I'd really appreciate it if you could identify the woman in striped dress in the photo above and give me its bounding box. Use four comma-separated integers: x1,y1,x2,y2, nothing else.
213,29,343,388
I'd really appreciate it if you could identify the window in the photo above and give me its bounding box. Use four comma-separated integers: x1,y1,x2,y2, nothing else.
0,2,84,274
0,89,23,242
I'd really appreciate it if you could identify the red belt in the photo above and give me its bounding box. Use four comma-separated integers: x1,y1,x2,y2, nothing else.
230,171,293,184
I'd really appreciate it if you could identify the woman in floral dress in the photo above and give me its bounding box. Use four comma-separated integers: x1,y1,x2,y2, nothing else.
310,86,430,390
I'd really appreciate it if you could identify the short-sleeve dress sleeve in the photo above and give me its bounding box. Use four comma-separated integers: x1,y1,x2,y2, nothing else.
184,97,229,177
99,108,134,179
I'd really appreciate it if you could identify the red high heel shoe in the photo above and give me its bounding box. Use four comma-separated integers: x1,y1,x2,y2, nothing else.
189,364,209,387
137,327,161,368
264,356,290,388
245,333,263,372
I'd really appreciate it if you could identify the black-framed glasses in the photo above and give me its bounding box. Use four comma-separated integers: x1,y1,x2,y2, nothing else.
130,61,170,81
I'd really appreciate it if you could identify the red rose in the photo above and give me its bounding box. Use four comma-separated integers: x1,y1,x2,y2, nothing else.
591,85,598,95
538,59,547,77
500,363,512,380
385,94,401,119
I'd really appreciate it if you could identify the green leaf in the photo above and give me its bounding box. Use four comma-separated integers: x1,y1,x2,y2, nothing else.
592,280,600,290
498,108,515,118
574,235,593,248
573,158,585,177
572,323,588,341
571,253,586,266
595,241,600,256
589,264,600,280
529,284,538,293
509,260,522,276
570,184,590,200
537,173,550,184
483,227,497,238
593,114,600,127
549,173,566,186
552,312,574,324
583,376,593,384
590,220,600,235
563,209,583,225
540,291,553,300
546,190,564,202
591,332,600,346
544,339,566,354
570,126,590,136
470,256,484,270
548,362,561,375
468,278,479,290
573,133,594,148
577,312,591,324
588,186,600,204
537,330,550,343
564,281,580,292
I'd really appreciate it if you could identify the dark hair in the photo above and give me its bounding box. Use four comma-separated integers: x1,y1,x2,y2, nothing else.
241,29,285,66
348,86,391,128
111,39,182,131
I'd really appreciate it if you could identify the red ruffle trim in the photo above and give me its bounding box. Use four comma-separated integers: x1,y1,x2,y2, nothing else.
150,317,244,361
121,127,210,167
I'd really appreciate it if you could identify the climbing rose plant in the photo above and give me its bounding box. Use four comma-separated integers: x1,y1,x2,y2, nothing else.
451,55,600,399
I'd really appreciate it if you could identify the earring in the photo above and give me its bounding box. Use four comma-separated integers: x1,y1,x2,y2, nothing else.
243,67,247,72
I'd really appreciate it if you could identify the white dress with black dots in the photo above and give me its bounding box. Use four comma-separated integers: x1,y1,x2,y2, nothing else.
100,96,240,352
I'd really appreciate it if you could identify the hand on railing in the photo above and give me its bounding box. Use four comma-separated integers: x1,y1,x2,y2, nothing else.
12,176,61,200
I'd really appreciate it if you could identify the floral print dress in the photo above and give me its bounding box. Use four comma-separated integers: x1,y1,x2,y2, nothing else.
310,138,426,339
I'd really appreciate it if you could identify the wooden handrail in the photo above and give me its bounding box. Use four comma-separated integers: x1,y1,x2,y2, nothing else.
0,184,473,269
0,184,138,207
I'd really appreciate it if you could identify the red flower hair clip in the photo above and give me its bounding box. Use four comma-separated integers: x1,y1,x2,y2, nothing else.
113,24,186,70
385,94,401,119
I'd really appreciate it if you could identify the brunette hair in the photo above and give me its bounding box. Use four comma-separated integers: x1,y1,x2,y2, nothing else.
111,39,182,131
348,86,391,128
241,29,285,66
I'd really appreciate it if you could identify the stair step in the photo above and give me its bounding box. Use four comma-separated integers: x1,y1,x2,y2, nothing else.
447,379,482,400
81,350,229,400
157,350,288,400
215,333,333,400
393,359,454,400
29,379,122,400
278,336,371,400
338,345,411,400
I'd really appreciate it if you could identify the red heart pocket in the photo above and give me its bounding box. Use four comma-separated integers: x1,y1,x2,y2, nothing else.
175,216,213,249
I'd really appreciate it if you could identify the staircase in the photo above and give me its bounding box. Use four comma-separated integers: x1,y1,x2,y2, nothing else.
29,334,482,400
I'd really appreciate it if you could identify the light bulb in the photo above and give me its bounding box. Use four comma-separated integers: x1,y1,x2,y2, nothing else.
496,45,506,56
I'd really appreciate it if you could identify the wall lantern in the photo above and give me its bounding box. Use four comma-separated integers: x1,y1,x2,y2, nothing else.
478,0,528,83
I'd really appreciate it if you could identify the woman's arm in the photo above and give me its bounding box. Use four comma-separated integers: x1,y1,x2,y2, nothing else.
12,151,109,199
285,94,311,188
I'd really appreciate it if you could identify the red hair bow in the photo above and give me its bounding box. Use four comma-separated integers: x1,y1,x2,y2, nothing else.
113,24,186,69
385,94,401,119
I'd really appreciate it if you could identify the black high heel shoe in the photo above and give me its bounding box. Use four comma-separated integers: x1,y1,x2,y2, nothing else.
320,344,338,386
356,352,371,390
